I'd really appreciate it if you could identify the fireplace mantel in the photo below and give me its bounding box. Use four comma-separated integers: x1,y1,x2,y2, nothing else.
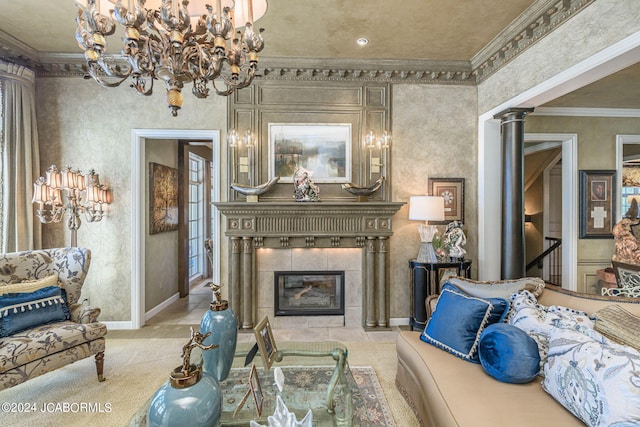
215,201,405,330
215,201,404,248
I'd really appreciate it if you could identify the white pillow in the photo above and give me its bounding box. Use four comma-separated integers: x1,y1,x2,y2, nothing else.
506,290,594,375
543,326,640,427
446,276,545,299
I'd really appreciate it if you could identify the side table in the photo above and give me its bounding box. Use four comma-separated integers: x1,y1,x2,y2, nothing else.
408,259,472,331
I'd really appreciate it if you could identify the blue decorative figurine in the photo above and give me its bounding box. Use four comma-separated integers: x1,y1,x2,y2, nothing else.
200,283,238,381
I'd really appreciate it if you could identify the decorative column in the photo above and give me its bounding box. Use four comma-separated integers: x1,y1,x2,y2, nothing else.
230,237,242,322
365,237,377,327
494,107,534,279
241,237,254,329
376,237,388,327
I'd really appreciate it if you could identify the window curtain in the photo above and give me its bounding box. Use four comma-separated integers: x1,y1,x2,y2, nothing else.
0,61,41,252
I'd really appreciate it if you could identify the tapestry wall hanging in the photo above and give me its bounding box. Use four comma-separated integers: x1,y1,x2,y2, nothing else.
149,162,179,234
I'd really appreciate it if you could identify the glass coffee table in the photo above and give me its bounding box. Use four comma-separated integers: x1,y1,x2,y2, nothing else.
130,340,369,427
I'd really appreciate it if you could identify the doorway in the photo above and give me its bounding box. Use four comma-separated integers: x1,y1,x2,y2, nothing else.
131,129,221,329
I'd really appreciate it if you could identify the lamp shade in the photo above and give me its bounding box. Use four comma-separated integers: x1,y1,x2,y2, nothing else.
409,196,445,222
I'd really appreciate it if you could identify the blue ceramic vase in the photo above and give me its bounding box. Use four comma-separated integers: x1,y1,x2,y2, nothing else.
200,285,238,382
147,329,222,427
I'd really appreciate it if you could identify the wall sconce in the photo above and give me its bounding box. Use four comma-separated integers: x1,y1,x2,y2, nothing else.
409,195,445,263
365,130,391,180
32,165,112,247
228,129,255,186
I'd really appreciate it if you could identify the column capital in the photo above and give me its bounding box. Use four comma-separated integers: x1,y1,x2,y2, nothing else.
493,107,535,121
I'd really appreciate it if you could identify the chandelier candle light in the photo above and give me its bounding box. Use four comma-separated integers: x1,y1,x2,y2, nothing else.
409,195,445,263
32,165,112,247
75,0,267,117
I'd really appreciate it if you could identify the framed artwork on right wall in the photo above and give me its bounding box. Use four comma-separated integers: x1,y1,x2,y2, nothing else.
428,178,465,224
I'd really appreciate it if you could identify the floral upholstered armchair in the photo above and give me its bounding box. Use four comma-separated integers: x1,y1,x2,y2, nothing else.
0,247,106,390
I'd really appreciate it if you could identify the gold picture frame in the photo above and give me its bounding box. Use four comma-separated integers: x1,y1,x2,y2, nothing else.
428,177,465,224
149,162,179,234
253,316,278,371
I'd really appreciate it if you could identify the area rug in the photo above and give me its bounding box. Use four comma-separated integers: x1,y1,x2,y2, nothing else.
130,365,395,427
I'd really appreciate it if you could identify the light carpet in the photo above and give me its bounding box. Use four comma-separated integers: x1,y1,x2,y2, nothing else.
0,338,419,426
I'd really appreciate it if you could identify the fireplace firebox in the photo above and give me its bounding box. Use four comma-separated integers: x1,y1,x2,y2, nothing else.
274,271,345,316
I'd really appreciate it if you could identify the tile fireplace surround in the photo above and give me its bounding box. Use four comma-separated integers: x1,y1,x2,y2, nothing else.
215,202,404,330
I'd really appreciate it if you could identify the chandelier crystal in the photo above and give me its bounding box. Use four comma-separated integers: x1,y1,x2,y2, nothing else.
75,0,267,116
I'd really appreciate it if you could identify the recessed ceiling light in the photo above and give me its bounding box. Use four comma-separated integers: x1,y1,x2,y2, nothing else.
357,38,369,46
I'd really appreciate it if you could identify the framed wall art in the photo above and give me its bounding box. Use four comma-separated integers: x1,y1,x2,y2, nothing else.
253,316,278,370
580,170,616,239
428,178,465,224
149,162,178,234
268,123,352,183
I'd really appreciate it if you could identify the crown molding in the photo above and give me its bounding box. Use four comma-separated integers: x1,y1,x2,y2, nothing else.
0,0,595,85
471,0,595,83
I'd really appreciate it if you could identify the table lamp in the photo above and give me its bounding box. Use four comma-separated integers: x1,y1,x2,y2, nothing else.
409,196,445,262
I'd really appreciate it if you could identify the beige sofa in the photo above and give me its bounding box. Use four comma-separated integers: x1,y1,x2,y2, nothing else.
0,247,107,390
396,283,640,427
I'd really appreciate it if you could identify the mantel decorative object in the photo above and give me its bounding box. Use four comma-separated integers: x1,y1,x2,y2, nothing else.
292,167,320,202
32,165,112,247
147,327,222,427
75,0,267,116
200,283,238,381
231,176,280,202
341,176,385,202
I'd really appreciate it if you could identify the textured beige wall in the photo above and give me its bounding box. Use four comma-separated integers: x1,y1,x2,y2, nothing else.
526,115,640,292
390,84,478,318
478,0,640,114
145,139,179,311
36,77,227,321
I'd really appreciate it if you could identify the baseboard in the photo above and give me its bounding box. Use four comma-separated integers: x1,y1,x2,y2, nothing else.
102,320,135,330
145,292,180,321
389,317,410,327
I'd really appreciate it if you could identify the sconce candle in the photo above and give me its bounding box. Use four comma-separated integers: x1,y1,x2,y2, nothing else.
228,129,256,186
32,165,112,247
365,130,391,180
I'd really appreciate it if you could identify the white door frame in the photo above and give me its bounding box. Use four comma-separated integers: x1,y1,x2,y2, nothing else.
478,31,640,288
130,129,221,329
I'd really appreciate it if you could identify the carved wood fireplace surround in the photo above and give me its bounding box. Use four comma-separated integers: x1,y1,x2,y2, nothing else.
215,201,404,330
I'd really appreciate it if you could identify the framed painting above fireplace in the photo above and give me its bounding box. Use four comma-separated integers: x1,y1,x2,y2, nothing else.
274,271,345,316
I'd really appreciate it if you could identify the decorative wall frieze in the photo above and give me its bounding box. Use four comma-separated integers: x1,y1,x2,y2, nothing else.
0,0,594,84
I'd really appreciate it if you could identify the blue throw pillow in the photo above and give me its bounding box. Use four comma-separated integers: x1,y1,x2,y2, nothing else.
420,283,509,363
0,285,70,337
478,323,540,383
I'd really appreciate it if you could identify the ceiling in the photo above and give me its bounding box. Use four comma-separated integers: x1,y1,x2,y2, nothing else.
0,0,532,61
0,0,638,108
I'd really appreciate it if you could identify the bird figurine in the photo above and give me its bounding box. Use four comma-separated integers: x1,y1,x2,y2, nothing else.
230,176,280,196
341,176,385,201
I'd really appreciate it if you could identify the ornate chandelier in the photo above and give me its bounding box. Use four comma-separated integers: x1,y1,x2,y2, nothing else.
75,0,267,116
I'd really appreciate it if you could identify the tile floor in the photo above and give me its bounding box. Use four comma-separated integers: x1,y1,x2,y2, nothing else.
144,280,402,343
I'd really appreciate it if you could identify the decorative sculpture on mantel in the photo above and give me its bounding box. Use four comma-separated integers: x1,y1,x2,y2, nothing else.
293,167,320,202
341,176,385,202
231,176,280,202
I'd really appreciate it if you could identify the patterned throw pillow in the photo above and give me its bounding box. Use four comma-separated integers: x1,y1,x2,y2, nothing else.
0,274,59,296
421,283,509,363
543,327,640,427
506,290,594,375
0,286,70,337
